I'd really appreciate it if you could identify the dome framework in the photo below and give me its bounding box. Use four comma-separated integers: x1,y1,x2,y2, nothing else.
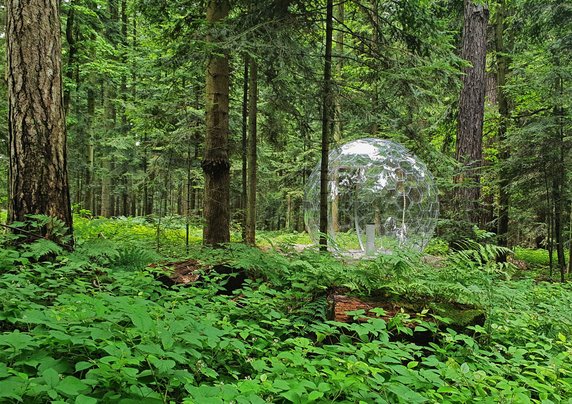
304,138,439,257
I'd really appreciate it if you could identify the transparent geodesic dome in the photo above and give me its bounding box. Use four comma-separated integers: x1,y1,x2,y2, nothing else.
304,138,438,257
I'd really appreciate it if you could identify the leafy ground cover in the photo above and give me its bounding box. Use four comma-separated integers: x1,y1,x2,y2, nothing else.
1,217,572,403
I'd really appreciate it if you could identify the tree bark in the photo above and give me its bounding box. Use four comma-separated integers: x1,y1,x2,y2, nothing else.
456,0,489,226
553,75,566,282
319,0,334,251
245,60,258,245
241,56,249,242
101,0,119,218
495,0,511,260
331,0,344,234
63,0,77,117
101,80,116,217
142,133,153,216
7,0,73,242
202,0,231,245
568,200,572,275
85,86,96,212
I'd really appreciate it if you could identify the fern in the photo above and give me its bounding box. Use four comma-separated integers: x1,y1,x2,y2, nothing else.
110,245,162,271
22,239,63,260
75,238,119,264
448,240,514,275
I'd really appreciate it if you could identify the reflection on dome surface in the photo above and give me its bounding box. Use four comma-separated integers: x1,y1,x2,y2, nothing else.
304,138,439,257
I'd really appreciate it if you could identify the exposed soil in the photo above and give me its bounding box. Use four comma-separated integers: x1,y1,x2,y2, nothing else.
150,259,248,295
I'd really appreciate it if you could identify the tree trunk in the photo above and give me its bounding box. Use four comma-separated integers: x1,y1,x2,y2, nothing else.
286,194,292,231
553,174,565,282
333,0,344,144
100,81,116,217
85,86,96,212
101,0,119,218
246,60,258,245
496,0,511,260
202,0,231,245
319,0,334,251
568,200,572,275
7,0,73,242
143,134,153,215
456,0,489,226
241,56,249,242
101,159,112,217
553,75,566,282
331,0,344,234
63,0,77,117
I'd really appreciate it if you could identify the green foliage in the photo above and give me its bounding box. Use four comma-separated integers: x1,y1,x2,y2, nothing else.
1,218,572,402
515,247,560,268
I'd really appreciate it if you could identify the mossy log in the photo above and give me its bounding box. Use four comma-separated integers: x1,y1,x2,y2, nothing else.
327,293,485,332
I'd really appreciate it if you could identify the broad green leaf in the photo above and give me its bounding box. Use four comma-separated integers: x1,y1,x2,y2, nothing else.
56,376,90,396
75,395,98,404
42,368,60,388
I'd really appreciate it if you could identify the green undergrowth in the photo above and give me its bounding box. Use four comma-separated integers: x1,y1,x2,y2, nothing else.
0,217,572,403
73,215,310,257
514,247,568,269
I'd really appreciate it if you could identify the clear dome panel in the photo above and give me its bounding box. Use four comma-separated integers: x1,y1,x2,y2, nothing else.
304,138,439,257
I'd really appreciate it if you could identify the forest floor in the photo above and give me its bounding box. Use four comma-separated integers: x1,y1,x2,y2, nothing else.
1,215,571,403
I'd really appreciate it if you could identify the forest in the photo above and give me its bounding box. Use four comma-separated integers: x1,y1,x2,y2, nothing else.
0,0,571,402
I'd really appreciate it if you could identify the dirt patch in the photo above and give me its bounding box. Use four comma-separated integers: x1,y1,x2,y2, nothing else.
150,260,248,295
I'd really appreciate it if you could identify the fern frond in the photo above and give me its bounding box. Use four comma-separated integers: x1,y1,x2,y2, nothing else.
22,239,63,259
110,245,161,271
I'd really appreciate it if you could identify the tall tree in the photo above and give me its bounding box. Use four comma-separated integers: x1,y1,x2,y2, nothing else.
456,0,489,225
241,55,249,243
101,0,120,217
6,0,73,241
245,60,258,245
241,56,249,242
319,0,334,250
63,0,78,117
202,0,231,245
496,0,512,258
331,0,344,233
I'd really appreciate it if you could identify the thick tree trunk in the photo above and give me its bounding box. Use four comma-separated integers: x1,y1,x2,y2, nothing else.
202,0,231,245
319,0,334,250
245,61,258,245
456,0,489,226
7,0,73,242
